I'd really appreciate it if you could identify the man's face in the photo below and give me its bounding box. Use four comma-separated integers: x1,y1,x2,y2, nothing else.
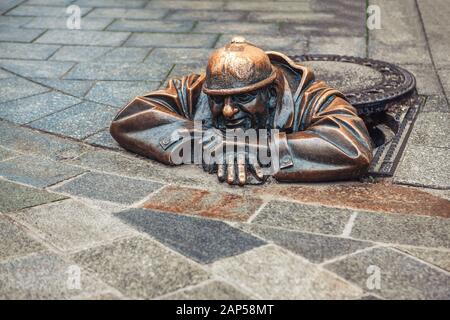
208,89,271,131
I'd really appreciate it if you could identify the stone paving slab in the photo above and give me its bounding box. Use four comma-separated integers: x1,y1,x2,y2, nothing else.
84,130,120,150
124,32,217,48
71,236,210,299
6,5,92,17
116,208,266,264
0,179,66,214
350,211,450,249
0,26,45,42
85,80,160,107
50,46,113,62
400,64,444,96
394,145,450,190
24,17,114,30
239,224,374,263
408,112,450,148
101,47,150,62
166,10,246,22
146,1,224,11
324,247,450,300
0,77,49,103
107,19,194,33
0,16,32,27
35,30,131,46
0,91,81,124
86,8,168,19
0,215,46,261
0,251,109,299
65,61,170,81
142,185,263,222
146,47,212,65
0,155,85,188
208,245,363,299
252,200,352,236
0,120,91,161
308,36,366,56
0,146,16,161
0,59,74,79
396,246,450,272
74,0,146,8
10,199,137,252
163,280,251,300
31,78,94,97
29,101,117,139
53,171,162,205
0,42,60,60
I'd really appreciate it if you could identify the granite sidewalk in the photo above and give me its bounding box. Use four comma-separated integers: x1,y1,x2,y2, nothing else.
0,0,449,300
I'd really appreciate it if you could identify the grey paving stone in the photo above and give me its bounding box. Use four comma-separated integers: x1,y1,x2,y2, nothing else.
0,69,14,79
209,245,363,299
324,247,450,299
25,0,74,5
0,252,109,299
0,42,59,60
11,199,136,252
0,26,45,42
29,101,117,139
116,208,266,264
225,1,310,11
240,224,373,263
85,80,160,107
408,112,450,148
71,236,210,299
101,47,150,62
0,215,46,260
163,281,251,300
65,61,170,81
394,145,450,189
396,247,450,272
35,30,130,46
107,19,193,33
351,210,450,249
0,16,32,27
401,64,443,95
50,46,113,62
146,0,224,10
0,146,15,161
308,36,366,57
86,7,167,19
253,201,352,236
167,63,205,82
166,10,246,21
0,155,85,188
54,172,162,205
84,130,121,150
24,17,113,30
6,5,91,17
0,59,74,79
421,95,450,113
215,34,307,52
194,21,278,35
417,0,450,67
0,0,23,14
124,32,217,48
146,47,212,65
439,67,450,102
0,91,81,124
31,78,94,97
0,120,91,160
74,0,146,8
369,44,432,65
0,179,66,213
0,77,49,103
248,11,334,23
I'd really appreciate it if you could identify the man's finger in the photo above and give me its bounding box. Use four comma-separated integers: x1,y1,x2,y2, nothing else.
249,156,264,181
237,153,246,186
217,164,226,182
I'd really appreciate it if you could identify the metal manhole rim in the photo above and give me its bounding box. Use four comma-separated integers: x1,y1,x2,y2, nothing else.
290,54,416,113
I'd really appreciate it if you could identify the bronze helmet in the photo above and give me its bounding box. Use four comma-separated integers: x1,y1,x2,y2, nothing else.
203,37,277,95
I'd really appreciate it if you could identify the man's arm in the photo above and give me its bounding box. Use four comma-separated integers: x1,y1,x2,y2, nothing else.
110,74,205,165
273,82,373,182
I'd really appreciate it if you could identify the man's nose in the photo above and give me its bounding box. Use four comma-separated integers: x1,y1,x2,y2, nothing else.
222,97,238,118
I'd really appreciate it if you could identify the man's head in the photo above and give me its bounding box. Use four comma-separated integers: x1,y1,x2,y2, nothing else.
203,37,278,130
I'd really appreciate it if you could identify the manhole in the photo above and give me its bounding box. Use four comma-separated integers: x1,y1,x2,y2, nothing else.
290,54,420,177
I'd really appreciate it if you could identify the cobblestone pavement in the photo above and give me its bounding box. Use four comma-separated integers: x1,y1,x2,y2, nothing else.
0,0,449,300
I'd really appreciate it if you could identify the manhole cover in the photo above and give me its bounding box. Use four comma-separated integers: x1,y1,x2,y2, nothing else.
290,54,416,115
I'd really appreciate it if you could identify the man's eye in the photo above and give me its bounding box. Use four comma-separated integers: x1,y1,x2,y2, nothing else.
234,93,255,104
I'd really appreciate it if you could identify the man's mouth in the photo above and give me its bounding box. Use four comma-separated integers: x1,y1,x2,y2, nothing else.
225,116,249,129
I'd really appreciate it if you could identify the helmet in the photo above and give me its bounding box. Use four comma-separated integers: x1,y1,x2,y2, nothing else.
203,37,277,95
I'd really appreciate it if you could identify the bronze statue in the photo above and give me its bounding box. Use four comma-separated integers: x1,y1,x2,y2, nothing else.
110,37,373,186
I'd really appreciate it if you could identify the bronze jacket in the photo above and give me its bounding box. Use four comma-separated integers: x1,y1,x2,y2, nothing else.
110,51,373,182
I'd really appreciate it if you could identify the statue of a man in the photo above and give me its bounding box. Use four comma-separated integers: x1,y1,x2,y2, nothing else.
110,37,373,185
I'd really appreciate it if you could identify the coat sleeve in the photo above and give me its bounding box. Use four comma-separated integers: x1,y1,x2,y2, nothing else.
274,81,373,182
110,74,205,165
